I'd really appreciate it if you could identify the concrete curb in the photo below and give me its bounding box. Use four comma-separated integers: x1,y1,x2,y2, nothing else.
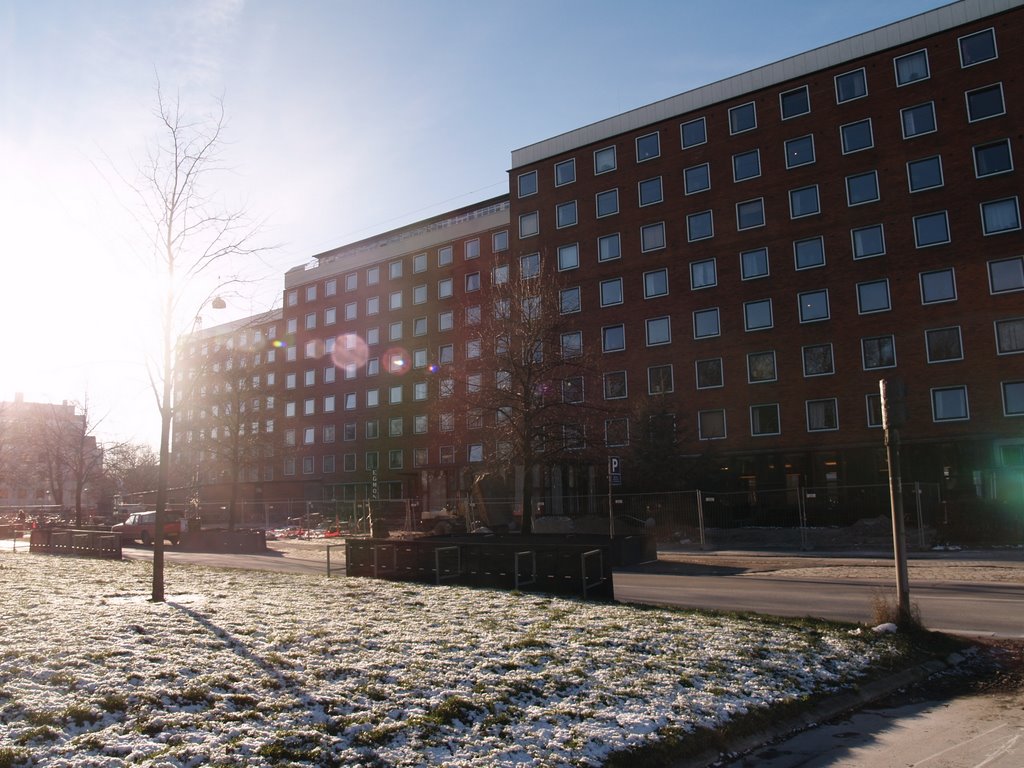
677,652,963,767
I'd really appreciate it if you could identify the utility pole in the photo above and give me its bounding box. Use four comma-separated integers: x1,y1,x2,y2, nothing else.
880,377,911,623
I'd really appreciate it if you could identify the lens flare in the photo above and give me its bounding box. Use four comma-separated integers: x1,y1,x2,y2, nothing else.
331,333,369,371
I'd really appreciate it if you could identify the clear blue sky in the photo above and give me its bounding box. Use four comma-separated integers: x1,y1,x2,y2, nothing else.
0,0,945,447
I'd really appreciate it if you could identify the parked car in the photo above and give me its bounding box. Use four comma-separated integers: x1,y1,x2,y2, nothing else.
111,511,181,546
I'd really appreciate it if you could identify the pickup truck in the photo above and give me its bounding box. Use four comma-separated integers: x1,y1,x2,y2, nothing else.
111,511,181,546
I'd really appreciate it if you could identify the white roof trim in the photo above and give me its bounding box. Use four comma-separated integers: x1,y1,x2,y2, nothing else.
510,0,1022,168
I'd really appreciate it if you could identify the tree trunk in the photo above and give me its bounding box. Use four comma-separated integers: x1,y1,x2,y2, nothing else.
521,463,534,534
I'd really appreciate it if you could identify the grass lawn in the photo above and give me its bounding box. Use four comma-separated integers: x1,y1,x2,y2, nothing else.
0,551,927,767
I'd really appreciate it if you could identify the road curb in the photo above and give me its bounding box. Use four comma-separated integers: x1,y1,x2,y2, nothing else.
677,652,962,767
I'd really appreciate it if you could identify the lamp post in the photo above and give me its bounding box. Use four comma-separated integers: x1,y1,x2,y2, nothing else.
152,298,224,602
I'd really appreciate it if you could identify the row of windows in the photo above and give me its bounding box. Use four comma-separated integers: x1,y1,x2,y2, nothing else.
183,316,1024,424
261,315,1024,416
283,232,511,308
206,376,1024,471
516,28,1000,194
522,184,1021,246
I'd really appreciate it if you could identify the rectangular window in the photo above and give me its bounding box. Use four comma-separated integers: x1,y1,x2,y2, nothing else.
747,350,777,383
790,185,820,218
841,119,873,153
862,335,896,369
981,198,1020,235
989,256,1024,294
846,170,879,206
594,146,616,174
974,139,1013,177
794,236,825,270
802,343,834,377
389,259,403,279
959,27,997,67
413,252,427,273
741,248,769,280
468,444,484,463
901,102,936,138
895,49,929,85
732,149,761,181
602,324,625,352
644,267,669,298
799,289,830,323
926,326,963,363
729,102,756,134
438,246,453,267
648,364,674,394
598,232,621,262
914,211,950,247
641,222,666,252
554,158,575,186
325,278,337,297
596,188,619,217
561,331,582,358
492,230,508,253
966,83,1005,121
605,418,629,447
560,286,581,314
996,318,1024,355
367,266,380,285
366,296,380,315
932,386,969,421
389,290,403,310
780,85,810,119
636,132,660,161
683,163,710,195
835,68,867,102
920,268,957,304
785,135,815,168
600,277,624,306
556,200,577,229
638,177,663,206
857,279,891,314
519,211,539,238
907,156,944,192
737,198,765,230
866,394,883,428
604,370,627,399
681,117,707,148
806,399,839,431
518,170,537,197
557,246,581,274
687,210,713,241
694,307,720,338
852,224,885,259
646,316,671,346
744,299,773,331
699,409,727,440
695,357,723,389
1003,381,1024,416
690,258,716,289
750,403,781,436
520,253,540,279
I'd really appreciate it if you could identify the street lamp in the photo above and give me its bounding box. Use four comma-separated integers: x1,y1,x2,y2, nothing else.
152,296,224,602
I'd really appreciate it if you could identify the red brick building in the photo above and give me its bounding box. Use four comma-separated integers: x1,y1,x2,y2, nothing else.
175,0,1024,526
507,0,1024,508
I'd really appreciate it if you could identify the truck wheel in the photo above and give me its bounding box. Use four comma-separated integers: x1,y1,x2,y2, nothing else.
141,532,152,546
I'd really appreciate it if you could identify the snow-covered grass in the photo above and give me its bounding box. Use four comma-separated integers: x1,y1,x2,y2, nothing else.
0,552,902,767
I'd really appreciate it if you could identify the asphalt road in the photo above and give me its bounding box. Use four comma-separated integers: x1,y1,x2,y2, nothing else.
108,540,1024,638
612,571,1024,637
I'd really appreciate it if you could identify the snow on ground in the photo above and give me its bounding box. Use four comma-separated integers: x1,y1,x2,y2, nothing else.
0,552,900,767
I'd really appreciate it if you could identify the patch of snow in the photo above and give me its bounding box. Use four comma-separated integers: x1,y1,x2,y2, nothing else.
0,552,897,766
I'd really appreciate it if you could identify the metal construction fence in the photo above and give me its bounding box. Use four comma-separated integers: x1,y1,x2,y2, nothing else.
226,481,1023,550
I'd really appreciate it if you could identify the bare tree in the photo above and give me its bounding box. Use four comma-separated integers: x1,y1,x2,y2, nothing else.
128,85,266,601
439,268,611,533
104,442,161,500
